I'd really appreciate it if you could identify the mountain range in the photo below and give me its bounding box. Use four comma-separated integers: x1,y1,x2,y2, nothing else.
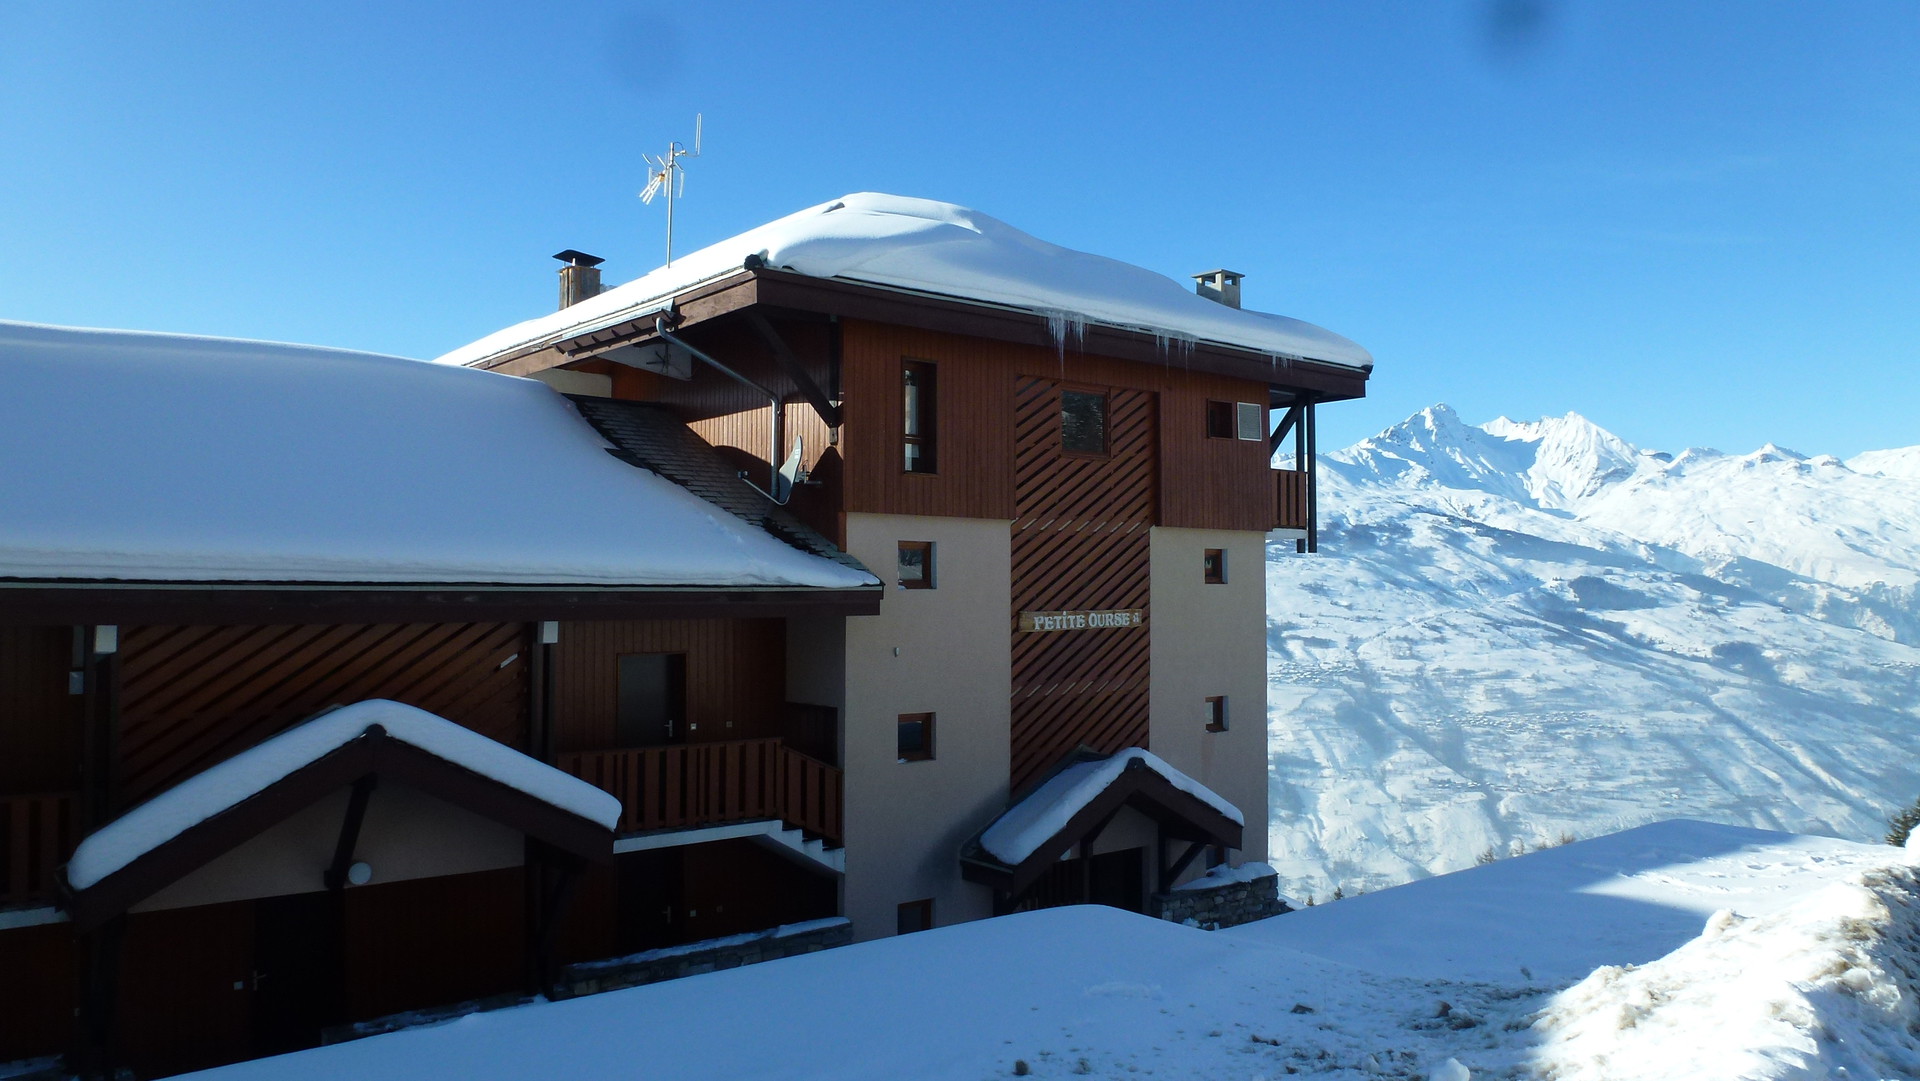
1263,405,1920,898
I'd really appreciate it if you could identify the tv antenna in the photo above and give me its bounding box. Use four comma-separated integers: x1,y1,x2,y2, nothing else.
639,114,701,267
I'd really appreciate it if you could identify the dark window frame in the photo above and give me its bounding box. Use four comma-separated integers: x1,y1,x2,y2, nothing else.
1205,400,1236,439
903,359,938,475
897,712,935,761
1205,695,1228,733
896,898,934,935
1203,549,1227,584
897,541,935,589
1059,386,1111,458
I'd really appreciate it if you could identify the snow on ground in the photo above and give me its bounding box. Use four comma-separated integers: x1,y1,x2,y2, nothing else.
182,821,1920,1081
0,321,876,589
1268,405,1920,900
437,193,1370,369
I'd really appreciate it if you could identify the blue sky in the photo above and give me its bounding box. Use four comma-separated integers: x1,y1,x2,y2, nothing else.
2,2,1915,456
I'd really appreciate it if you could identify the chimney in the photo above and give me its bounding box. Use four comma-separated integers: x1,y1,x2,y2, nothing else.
553,250,605,309
1192,269,1244,309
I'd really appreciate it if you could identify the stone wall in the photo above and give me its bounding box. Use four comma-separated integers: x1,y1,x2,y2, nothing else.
554,917,853,998
1153,869,1292,930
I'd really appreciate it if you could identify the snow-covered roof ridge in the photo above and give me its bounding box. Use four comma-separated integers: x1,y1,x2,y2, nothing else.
67,700,623,891
437,193,1372,370
0,320,877,589
978,747,1243,866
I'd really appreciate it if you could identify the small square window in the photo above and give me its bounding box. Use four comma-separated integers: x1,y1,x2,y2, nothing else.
1206,400,1236,439
897,898,934,935
1060,388,1109,456
898,541,935,589
1205,696,1228,733
1235,402,1264,441
898,712,934,761
1203,549,1227,584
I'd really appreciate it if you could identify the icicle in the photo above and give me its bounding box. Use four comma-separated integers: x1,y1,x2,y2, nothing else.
1042,309,1087,361
1152,330,1198,366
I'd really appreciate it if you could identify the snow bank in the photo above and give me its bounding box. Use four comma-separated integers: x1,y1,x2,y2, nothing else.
1172,861,1277,891
1529,861,1920,1080
67,700,622,890
979,748,1244,865
0,321,876,589
437,193,1371,370
174,821,1919,1081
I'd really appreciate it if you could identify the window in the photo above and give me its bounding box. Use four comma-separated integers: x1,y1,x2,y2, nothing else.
1206,400,1236,439
897,541,935,589
897,898,934,935
903,360,937,473
898,712,934,761
1236,401,1264,441
1205,696,1228,733
1210,400,1264,441
1060,388,1108,456
1203,548,1227,584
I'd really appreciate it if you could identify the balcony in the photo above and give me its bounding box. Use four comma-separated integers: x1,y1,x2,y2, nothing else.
558,739,842,846
2,791,75,909
1273,467,1309,531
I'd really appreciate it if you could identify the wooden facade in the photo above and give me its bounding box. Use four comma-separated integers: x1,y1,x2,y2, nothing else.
1009,378,1157,791
551,618,785,751
118,623,530,807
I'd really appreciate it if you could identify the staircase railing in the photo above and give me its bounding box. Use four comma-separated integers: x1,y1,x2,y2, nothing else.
559,739,842,846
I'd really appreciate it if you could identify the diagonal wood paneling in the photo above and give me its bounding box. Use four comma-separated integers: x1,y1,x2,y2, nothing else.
119,623,530,807
1009,377,1157,791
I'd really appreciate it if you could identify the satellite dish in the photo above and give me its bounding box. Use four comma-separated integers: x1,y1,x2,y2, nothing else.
776,434,805,501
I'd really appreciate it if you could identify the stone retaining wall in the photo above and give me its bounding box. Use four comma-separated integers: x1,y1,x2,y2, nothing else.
554,917,853,998
1154,870,1292,930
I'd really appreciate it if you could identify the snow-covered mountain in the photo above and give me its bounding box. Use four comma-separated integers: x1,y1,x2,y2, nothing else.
1265,405,1920,899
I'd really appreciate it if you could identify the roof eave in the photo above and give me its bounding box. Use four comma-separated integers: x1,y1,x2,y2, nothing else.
0,579,883,626
464,268,1370,402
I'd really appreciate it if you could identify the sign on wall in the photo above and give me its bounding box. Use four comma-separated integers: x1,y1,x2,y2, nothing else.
1018,609,1145,633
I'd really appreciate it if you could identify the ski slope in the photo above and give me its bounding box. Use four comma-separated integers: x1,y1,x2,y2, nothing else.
1267,405,1920,899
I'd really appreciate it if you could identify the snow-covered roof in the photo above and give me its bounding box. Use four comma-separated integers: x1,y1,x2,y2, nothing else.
0,320,877,588
437,193,1372,370
979,748,1244,866
67,700,623,891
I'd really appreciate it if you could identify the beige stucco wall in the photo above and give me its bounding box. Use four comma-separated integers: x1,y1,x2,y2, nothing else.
839,513,1011,941
134,779,525,913
1148,526,1270,872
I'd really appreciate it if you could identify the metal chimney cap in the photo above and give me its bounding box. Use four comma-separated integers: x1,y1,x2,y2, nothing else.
552,250,605,268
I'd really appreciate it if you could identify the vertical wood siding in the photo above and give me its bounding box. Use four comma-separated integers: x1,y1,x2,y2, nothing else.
1155,373,1281,531
840,320,1273,531
1008,377,1157,791
550,619,785,753
840,321,1015,520
0,626,83,792
118,623,529,807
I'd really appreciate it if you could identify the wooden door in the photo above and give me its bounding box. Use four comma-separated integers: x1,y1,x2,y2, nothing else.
251,891,344,1057
616,653,687,746
117,901,254,1077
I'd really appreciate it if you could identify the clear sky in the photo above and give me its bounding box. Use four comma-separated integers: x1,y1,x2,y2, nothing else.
2,2,1915,457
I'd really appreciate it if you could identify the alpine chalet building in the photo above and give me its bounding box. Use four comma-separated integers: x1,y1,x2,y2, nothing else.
0,193,1369,1076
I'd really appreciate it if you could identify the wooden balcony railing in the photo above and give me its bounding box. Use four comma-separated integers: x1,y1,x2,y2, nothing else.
2,792,76,908
1273,467,1310,531
558,739,842,846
